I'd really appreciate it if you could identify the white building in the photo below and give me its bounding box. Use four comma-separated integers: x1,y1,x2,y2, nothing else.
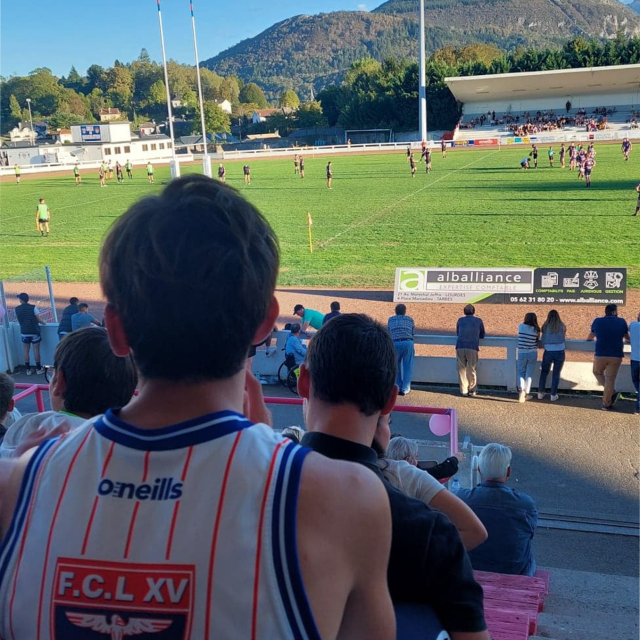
215,99,233,114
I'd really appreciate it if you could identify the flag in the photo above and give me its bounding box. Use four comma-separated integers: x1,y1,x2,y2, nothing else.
307,212,313,227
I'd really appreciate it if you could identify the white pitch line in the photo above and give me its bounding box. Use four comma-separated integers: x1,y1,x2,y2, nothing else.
316,151,500,249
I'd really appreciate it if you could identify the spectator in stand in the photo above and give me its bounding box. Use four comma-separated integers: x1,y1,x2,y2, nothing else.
71,303,102,331
15,293,47,375
630,311,640,415
458,443,538,576
285,322,307,366
0,328,138,458
0,373,16,445
0,175,395,639
293,303,324,334
456,304,486,397
537,309,566,402
374,424,488,551
57,296,79,338
517,313,541,403
299,313,489,640
323,301,342,325
388,304,415,396
587,304,630,411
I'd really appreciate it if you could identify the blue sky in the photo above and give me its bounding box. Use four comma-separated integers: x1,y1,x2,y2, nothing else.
1,0,375,78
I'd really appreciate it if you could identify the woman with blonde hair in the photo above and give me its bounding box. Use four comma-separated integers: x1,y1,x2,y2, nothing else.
537,309,566,402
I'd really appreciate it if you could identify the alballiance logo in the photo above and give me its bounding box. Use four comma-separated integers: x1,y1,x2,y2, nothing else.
98,477,183,501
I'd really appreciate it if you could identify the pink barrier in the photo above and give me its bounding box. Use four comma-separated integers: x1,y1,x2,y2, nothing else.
10,386,458,456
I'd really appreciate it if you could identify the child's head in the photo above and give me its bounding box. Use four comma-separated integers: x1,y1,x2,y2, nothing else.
50,328,138,416
78,303,89,313
69,297,79,305
39,198,45,203
0,373,15,425
100,175,279,381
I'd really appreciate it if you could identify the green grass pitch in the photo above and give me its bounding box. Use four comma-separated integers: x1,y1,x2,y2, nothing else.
2,146,639,287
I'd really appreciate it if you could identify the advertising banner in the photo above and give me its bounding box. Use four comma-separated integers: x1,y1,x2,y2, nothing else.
453,140,469,147
473,138,499,146
80,125,102,142
394,267,627,305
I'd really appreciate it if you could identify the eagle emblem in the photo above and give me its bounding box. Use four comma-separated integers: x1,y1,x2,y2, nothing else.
65,613,172,639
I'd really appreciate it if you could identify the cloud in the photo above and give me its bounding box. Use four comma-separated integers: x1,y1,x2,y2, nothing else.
357,3,367,9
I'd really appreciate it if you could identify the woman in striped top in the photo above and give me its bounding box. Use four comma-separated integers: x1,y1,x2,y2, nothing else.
517,312,541,402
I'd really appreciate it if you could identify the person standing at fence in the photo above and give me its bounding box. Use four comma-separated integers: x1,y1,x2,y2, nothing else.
588,304,630,411
537,310,566,402
35,198,51,236
15,293,47,375
456,304,486,398
58,297,79,338
517,313,540,403
388,304,415,396
629,311,640,415
14,164,21,185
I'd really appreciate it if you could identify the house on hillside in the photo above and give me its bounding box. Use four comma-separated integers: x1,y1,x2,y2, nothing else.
8,126,37,143
215,99,233,114
251,107,294,124
51,129,73,144
98,108,122,122
138,122,158,136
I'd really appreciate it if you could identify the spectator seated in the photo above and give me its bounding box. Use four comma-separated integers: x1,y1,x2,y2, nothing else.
456,443,538,576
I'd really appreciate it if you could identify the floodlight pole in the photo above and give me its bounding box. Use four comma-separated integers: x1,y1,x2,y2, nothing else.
418,0,428,142
157,0,180,178
190,0,212,177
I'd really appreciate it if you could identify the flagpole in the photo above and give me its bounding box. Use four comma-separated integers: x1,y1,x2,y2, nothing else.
190,0,212,177
156,0,180,178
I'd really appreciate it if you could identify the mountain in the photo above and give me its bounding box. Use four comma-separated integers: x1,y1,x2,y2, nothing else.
202,0,640,98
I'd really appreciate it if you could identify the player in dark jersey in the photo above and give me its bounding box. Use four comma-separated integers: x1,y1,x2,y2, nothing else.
420,140,426,159
635,182,640,216
520,157,530,169
583,156,595,187
441,139,447,158
406,145,411,162
530,144,538,168
559,143,566,169
424,148,432,173
576,152,585,180
409,153,416,177
218,164,226,183
622,138,632,161
294,154,300,174
299,156,305,179
326,161,333,189
243,164,251,185
568,144,576,170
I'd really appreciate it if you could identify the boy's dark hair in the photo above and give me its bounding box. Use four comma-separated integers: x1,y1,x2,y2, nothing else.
294,304,305,314
0,373,15,421
395,304,406,315
330,301,340,311
100,175,279,380
290,323,301,334
17,293,29,302
78,303,89,311
306,314,397,416
69,297,79,305
604,304,618,316
54,327,138,416
464,304,475,316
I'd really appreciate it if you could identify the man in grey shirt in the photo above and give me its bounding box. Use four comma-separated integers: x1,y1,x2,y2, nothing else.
456,304,486,397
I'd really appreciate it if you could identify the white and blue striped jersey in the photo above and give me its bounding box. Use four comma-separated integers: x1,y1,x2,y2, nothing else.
0,409,320,640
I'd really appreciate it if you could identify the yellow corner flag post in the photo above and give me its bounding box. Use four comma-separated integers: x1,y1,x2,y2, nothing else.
307,212,313,253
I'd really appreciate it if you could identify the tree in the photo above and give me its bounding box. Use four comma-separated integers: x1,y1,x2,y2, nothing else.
107,65,134,109
9,94,22,126
279,89,300,109
86,64,107,92
220,76,240,104
148,80,167,106
194,101,231,135
296,101,328,128
199,68,224,100
139,48,152,64
239,82,268,108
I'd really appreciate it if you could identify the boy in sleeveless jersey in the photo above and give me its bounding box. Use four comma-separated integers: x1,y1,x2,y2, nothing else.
0,175,394,640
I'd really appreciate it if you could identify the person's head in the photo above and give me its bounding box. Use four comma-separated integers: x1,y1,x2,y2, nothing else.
542,309,564,333
100,174,279,381
78,303,89,313
290,322,301,336
293,304,305,318
605,304,618,317
39,198,45,204
478,443,512,482
386,436,419,466
523,312,540,332
281,426,305,444
17,293,29,304
330,301,340,312
464,304,475,316
299,313,397,418
50,328,138,417
69,297,79,305
395,304,406,316
0,373,15,425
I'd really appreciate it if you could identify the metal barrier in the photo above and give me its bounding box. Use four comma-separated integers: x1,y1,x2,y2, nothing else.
9,386,458,456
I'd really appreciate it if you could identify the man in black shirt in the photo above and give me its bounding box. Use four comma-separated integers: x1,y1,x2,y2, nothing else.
58,296,79,338
299,314,489,640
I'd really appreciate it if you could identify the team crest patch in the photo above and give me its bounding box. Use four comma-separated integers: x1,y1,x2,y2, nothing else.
52,558,195,639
